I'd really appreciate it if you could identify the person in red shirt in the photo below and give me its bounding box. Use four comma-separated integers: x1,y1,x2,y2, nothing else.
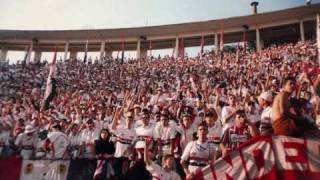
220,110,259,157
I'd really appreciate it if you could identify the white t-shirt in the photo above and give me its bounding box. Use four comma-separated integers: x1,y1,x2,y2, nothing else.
181,140,216,173
207,121,222,144
79,128,100,157
154,124,176,155
247,112,260,124
47,131,69,158
15,132,37,148
260,107,273,134
113,126,136,158
134,124,155,149
146,162,181,180
176,124,197,150
221,105,236,135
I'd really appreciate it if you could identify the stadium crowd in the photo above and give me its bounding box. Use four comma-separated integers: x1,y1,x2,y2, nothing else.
0,40,320,179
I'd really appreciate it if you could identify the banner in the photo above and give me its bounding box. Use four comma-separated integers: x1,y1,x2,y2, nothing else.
0,157,22,180
194,136,320,180
20,160,70,180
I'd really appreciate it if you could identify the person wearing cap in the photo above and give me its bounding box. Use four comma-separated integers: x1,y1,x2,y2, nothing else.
180,123,216,178
258,91,274,136
134,109,156,160
14,125,37,159
47,123,69,159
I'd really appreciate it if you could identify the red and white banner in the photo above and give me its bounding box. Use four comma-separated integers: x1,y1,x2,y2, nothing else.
194,136,320,180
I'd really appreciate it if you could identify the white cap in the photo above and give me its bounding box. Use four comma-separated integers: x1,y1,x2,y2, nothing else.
259,91,273,102
25,125,36,133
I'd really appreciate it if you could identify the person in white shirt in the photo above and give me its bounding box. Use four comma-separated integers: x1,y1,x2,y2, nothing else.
144,137,181,180
111,108,136,178
47,123,69,159
15,125,37,159
221,94,241,134
258,91,274,136
135,109,155,159
176,113,197,151
80,119,100,158
180,123,216,179
205,111,222,145
246,101,260,127
67,123,81,158
154,112,176,157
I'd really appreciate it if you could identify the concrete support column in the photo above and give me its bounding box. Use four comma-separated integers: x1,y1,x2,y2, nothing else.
299,21,305,42
136,40,141,59
26,42,33,64
256,28,261,52
0,47,8,62
64,41,69,61
100,41,105,61
105,50,113,58
174,37,179,58
214,33,219,53
140,49,147,59
70,51,78,61
317,13,320,64
33,51,42,64
260,39,264,50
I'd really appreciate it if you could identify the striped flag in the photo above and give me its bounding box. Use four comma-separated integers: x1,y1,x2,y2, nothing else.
41,50,57,111
84,40,88,63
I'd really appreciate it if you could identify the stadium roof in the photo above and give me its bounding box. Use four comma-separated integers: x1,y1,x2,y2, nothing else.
0,3,319,51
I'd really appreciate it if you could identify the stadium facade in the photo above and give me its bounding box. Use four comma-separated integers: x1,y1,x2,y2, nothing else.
0,3,319,63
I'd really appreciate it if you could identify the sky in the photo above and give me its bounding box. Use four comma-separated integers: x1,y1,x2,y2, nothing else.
0,0,318,62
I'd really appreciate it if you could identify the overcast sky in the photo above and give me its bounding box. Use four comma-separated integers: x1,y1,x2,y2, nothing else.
0,0,318,62
0,0,318,30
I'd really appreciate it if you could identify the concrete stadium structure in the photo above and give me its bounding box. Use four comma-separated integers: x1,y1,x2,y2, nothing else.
0,3,319,63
